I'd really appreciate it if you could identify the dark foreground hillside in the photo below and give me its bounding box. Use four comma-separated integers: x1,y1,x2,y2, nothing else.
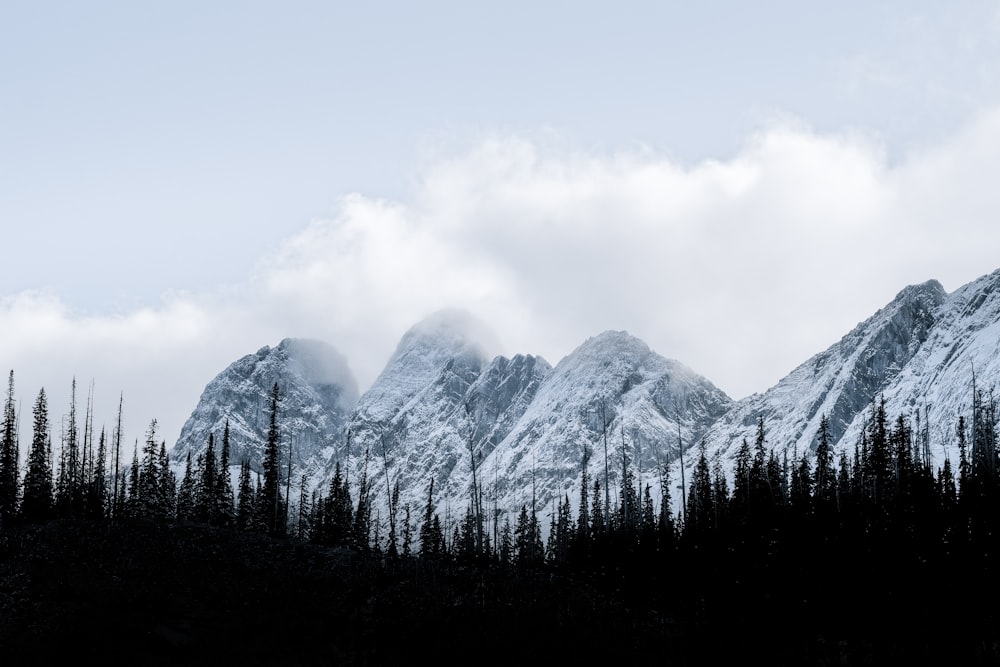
1,520,999,665
0,521,679,665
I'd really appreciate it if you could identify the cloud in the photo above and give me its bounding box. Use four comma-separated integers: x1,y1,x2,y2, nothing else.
5,112,1000,448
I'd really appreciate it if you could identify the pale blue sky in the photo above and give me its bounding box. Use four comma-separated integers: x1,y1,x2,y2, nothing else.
3,1,1000,443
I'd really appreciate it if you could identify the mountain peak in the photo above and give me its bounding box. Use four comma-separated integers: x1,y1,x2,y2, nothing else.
394,308,498,362
892,279,947,307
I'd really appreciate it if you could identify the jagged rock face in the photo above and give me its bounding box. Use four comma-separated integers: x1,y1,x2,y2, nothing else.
172,338,358,478
337,310,551,525
466,354,553,457
483,331,732,518
351,309,496,426
692,280,946,479
839,269,1000,461
328,325,731,531
682,271,1000,512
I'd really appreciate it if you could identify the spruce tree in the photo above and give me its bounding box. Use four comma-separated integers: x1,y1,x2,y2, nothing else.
577,458,590,546
814,414,836,511
135,420,164,520
158,441,176,519
261,383,283,536
177,452,195,522
85,427,108,520
236,459,254,530
216,419,235,526
732,437,752,523
419,478,437,558
401,503,412,558
127,442,139,518
0,371,18,524
591,478,604,537
22,388,53,522
197,433,218,523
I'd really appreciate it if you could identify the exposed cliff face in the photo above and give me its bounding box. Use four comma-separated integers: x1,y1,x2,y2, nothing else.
335,311,550,526
481,330,733,519
837,269,1000,461
339,326,732,527
693,280,946,472
172,338,358,480
678,271,1000,512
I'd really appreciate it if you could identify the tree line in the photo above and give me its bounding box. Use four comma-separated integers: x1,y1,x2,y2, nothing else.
4,369,1000,568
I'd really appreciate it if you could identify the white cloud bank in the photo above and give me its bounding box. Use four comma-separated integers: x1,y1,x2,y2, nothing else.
5,111,1000,447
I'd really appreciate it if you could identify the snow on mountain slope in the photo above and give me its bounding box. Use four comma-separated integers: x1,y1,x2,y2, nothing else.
335,310,549,527
839,268,1000,465
351,309,497,425
172,338,358,480
482,331,732,521
679,269,1000,513
686,280,946,488
170,266,1000,536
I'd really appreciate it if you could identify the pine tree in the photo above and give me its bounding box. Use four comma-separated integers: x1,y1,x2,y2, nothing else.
685,441,714,539
0,371,18,525
324,460,353,546
514,504,536,566
293,473,309,540
712,456,730,531
419,478,438,558
814,414,836,511
939,457,958,513
111,394,124,520
386,481,400,559
134,420,165,520
127,441,139,518
641,484,657,545
401,503,412,558
261,383,283,536
790,449,812,516
197,432,218,523
236,459,254,530
216,419,235,526
957,415,970,504
732,437,752,524
591,478,604,537
85,427,108,520
657,461,674,541
177,452,195,522
577,457,590,546
499,516,513,567
61,378,81,518
159,441,176,519
21,388,53,522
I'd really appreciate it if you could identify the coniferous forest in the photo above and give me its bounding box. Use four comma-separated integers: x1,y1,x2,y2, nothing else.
3,371,1000,664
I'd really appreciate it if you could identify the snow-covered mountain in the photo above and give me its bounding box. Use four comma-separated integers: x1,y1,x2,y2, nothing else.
333,324,732,529
693,280,945,466
172,338,359,481
170,312,730,530
171,266,1000,531
338,310,552,525
838,268,1000,462
681,269,1000,503
482,331,732,518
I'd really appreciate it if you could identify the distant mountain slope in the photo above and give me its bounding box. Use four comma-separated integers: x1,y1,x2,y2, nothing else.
336,311,551,526
680,269,1000,508
695,280,945,466
171,267,1000,532
483,331,732,517
172,338,358,480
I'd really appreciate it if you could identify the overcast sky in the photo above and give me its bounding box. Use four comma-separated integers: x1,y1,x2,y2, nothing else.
4,1,1000,447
